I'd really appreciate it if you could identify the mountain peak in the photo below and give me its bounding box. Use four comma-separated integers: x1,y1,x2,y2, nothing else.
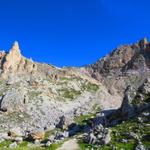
138,37,149,49
12,41,19,50
1,42,37,77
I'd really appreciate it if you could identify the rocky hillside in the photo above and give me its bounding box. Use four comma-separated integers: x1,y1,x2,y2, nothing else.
0,41,120,132
87,38,150,96
0,39,150,149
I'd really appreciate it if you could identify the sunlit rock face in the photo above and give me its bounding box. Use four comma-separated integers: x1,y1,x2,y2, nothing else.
2,41,22,73
1,41,37,78
86,38,150,98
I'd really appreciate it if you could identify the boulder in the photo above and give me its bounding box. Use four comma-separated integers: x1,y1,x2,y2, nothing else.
101,129,111,145
8,127,24,137
57,115,68,130
46,141,51,147
29,131,45,140
135,141,145,150
83,124,111,145
9,142,17,149
0,89,26,113
120,85,136,118
14,137,23,143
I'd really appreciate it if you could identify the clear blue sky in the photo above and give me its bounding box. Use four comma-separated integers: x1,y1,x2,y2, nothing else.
0,0,149,67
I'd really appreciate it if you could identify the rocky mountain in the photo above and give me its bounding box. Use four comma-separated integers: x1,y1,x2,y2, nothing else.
0,39,150,149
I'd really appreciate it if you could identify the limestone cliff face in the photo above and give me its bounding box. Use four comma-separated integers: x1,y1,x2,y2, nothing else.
3,41,22,73
1,41,37,77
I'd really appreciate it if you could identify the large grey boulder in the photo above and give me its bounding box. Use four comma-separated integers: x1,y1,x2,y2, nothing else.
101,129,111,145
83,124,111,145
120,85,136,118
0,88,27,112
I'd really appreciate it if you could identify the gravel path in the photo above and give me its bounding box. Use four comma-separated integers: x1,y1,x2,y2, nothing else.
57,139,79,150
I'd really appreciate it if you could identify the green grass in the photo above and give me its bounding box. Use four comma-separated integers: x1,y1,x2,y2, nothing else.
78,140,98,150
74,113,95,126
0,140,12,150
59,88,81,100
44,128,63,139
0,138,65,150
59,77,81,81
78,113,150,150
132,93,150,106
92,104,101,112
0,79,4,85
81,82,99,92
48,143,62,150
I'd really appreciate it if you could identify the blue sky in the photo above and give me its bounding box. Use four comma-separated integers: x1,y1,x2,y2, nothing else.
0,0,149,66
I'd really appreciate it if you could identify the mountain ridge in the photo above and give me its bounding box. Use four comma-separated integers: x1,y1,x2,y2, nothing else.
0,38,149,149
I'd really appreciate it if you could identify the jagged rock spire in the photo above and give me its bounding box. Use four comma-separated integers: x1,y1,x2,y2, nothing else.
1,41,37,77
12,41,19,50
10,41,21,55
2,41,22,73
139,37,148,49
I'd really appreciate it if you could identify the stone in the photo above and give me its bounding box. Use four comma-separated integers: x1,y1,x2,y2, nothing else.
9,142,17,149
102,129,111,145
8,127,23,137
0,133,11,140
34,139,40,145
129,132,139,140
121,139,128,143
29,131,45,140
57,115,68,130
135,141,145,150
48,135,55,142
46,141,51,147
120,85,136,119
14,137,23,143
88,132,97,144
62,131,69,138
54,131,65,140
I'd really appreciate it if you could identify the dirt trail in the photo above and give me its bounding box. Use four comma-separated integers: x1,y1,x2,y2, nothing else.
57,138,79,150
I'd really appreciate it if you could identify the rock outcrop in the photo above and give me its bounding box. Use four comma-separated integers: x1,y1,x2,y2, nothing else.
2,41,22,73
120,85,136,118
1,41,37,78
87,38,150,78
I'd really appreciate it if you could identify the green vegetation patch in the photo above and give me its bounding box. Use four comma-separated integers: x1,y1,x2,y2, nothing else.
74,113,96,126
81,82,99,92
132,93,150,106
0,140,12,150
59,88,81,100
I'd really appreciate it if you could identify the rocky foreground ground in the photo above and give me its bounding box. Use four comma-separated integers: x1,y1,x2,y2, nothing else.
0,38,150,149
